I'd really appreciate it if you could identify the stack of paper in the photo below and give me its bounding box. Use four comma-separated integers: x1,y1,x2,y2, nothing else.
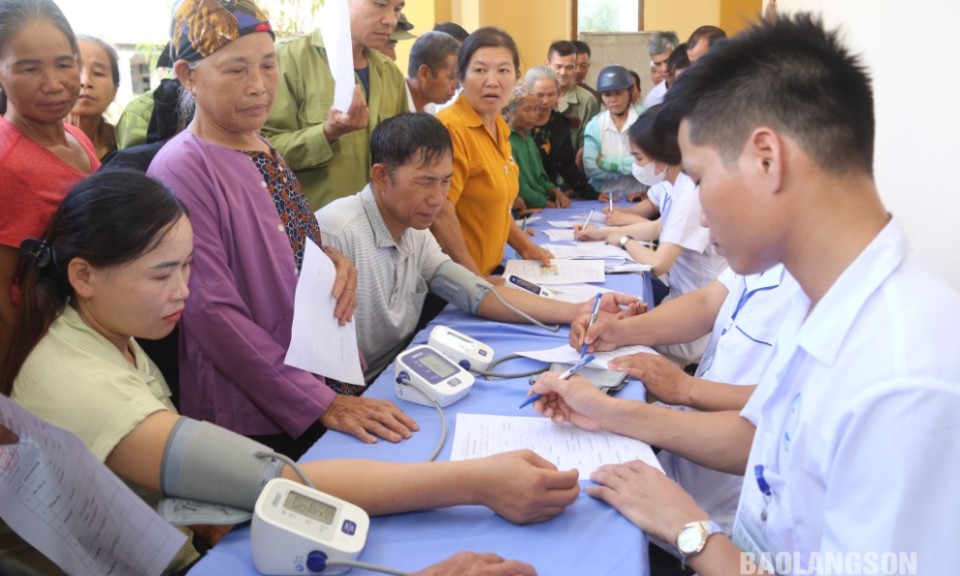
515,342,661,369
543,242,652,274
503,259,605,284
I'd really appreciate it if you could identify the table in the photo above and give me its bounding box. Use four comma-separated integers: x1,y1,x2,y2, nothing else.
189,204,654,576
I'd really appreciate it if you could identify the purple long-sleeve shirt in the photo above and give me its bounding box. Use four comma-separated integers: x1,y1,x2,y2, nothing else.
148,131,334,438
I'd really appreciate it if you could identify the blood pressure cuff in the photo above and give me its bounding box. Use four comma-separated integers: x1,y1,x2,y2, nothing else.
428,260,493,315
160,417,285,512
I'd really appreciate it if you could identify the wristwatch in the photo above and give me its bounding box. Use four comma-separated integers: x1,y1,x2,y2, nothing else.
676,520,723,559
618,235,631,248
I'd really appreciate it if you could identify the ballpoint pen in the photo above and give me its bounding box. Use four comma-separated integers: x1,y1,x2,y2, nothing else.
582,209,594,229
519,354,596,409
608,193,613,213
580,292,603,358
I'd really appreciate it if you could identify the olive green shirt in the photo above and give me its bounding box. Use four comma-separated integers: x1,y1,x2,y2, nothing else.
557,83,599,150
263,29,410,210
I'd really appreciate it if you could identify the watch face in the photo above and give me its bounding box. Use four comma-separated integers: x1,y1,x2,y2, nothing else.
677,524,704,555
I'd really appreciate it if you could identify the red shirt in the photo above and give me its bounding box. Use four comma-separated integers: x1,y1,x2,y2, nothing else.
0,117,99,249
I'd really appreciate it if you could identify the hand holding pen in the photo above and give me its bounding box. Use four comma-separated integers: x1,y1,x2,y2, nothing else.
581,293,603,358
520,354,595,409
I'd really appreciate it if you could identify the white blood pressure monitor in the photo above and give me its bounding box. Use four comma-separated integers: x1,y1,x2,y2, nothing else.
395,344,475,407
428,325,495,372
251,478,369,575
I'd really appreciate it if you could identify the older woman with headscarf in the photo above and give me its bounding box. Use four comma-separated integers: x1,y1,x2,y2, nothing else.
147,0,418,459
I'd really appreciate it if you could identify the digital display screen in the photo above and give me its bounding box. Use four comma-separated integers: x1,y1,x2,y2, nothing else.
420,351,457,378
283,491,336,524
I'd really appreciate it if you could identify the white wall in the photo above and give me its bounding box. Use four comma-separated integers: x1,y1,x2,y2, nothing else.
769,0,960,290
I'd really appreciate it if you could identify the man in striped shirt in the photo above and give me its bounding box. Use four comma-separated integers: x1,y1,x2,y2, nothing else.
316,113,640,381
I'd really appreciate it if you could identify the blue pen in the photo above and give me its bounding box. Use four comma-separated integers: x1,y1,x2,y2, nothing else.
580,292,603,358
519,354,596,409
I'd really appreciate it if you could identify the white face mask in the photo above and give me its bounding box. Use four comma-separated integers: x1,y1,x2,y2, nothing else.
632,160,668,186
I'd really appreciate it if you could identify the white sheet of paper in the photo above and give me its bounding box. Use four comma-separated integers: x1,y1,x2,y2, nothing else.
450,414,662,479
542,282,616,304
285,239,365,385
515,342,660,369
547,220,579,229
607,262,653,273
543,229,576,242
514,215,541,226
503,259,605,285
543,242,627,260
319,0,355,112
0,396,186,576
573,212,607,223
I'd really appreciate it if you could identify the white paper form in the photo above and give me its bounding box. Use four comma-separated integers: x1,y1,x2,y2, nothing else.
450,414,663,480
0,396,186,576
547,220,579,229
503,259,605,285
542,229,576,242
543,242,628,260
319,0,356,112
514,215,541,226
515,343,660,369
285,239,365,385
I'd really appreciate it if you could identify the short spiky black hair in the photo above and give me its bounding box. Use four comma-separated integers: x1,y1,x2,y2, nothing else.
659,13,875,175
370,113,453,174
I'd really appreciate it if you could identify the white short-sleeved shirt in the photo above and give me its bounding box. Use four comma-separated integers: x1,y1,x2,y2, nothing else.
657,264,801,533
317,185,453,379
733,219,960,573
643,79,668,108
648,172,727,362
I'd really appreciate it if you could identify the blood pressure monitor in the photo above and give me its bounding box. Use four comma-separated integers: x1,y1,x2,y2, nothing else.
395,344,475,407
251,478,369,575
427,325,495,372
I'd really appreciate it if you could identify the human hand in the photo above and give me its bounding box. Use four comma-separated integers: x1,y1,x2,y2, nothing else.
323,85,369,141
513,195,528,212
324,245,358,325
530,372,615,430
572,225,613,242
608,353,695,407
588,460,707,543
0,422,18,445
575,147,584,172
190,523,235,547
412,552,537,576
472,449,580,524
320,395,419,443
520,244,553,266
604,210,643,227
568,312,622,353
551,189,571,208
577,292,642,319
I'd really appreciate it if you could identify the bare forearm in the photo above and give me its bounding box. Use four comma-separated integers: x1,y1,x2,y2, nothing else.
689,380,756,412
613,282,722,347
478,287,578,324
300,459,486,516
602,402,754,475
506,220,538,253
688,535,765,576
431,202,481,275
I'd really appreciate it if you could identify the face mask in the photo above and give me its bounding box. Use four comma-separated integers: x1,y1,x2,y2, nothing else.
632,160,667,186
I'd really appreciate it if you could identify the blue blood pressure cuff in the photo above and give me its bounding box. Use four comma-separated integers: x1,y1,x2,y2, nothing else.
429,260,493,315
158,417,285,525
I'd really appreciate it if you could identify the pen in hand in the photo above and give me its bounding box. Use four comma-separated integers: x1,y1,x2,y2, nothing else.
519,354,596,409
580,292,603,358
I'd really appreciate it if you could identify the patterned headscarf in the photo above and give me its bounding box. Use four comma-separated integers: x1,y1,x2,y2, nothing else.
172,0,274,62
502,85,530,124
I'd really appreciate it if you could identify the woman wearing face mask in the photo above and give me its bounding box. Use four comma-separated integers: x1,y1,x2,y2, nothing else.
68,35,119,159
575,105,727,363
